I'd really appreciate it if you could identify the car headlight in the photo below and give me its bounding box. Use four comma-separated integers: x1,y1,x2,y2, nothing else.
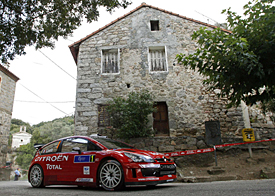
124,152,154,163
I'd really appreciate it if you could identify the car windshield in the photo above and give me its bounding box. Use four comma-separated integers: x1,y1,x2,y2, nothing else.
93,138,134,149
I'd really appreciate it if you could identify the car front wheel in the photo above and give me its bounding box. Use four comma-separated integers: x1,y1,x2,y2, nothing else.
29,164,44,188
99,160,124,191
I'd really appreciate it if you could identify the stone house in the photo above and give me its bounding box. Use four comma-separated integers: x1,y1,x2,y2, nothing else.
0,64,19,166
69,3,274,151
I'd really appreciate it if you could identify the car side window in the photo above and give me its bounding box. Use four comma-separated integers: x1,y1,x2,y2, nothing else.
87,141,102,151
60,138,102,152
40,141,61,155
61,138,88,153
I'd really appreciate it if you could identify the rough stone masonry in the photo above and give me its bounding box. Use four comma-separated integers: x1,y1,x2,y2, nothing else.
70,4,275,152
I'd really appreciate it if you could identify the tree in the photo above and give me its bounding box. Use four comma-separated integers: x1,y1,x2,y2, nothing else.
106,90,156,140
13,116,74,169
176,0,275,109
0,0,131,63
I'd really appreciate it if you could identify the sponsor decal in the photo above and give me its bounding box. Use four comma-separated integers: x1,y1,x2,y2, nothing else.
160,164,176,169
46,164,62,170
167,179,174,182
139,164,160,168
148,152,163,156
75,178,93,182
138,177,159,181
83,166,90,175
74,155,95,163
35,155,68,162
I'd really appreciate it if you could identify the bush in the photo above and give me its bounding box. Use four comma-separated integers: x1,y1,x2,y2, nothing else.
107,90,156,140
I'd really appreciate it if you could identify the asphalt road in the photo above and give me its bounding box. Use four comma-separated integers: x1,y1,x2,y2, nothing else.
1,180,275,196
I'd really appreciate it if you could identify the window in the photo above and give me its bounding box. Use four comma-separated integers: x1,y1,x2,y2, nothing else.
98,105,110,127
102,49,119,74
61,138,101,152
150,20,159,31
149,46,168,72
61,138,87,153
40,141,61,155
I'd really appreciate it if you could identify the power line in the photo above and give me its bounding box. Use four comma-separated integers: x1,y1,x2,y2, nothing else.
19,83,70,115
15,100,74,103
38,50,76,81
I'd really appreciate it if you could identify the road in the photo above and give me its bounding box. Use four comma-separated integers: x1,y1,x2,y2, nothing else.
1,180,275,196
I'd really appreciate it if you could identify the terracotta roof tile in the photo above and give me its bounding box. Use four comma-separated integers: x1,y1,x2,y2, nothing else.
0,64,19,82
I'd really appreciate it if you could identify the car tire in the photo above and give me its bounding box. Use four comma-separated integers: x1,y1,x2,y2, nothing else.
99,160,124,191
29,164,44,188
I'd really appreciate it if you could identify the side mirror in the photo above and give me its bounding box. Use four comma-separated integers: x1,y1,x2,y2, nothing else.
72,147,81,154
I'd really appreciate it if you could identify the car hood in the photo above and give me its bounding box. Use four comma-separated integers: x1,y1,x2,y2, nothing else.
115,148,171,160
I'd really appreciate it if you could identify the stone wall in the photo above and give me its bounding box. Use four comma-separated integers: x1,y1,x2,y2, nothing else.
0,65,18,167
75,6,247,140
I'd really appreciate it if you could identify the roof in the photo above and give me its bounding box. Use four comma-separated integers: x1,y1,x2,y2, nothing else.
12,131,32,136
0,64,19,82
69,3,231,65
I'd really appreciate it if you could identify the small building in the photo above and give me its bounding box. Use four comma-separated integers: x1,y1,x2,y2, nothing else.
0,64,19,166
11,126,32,149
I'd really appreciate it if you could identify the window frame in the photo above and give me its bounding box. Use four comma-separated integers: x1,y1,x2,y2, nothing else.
101,48,120,74
148,46,168,73
40,140,62,155
150,20,160,31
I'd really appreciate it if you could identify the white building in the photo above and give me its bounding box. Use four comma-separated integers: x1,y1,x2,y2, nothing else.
12,126,32,149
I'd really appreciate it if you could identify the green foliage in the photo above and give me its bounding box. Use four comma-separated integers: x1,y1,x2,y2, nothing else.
9,119,33,146
176,0,275,108
106,90,156,140
0,0,131,63
12,116,74,169
31,116,75,144
15,143,36,170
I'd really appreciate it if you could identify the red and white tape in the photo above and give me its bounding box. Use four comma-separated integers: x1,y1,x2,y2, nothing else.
164,138,275,157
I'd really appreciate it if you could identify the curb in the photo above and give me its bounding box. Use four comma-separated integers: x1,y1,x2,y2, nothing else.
179,175,238,183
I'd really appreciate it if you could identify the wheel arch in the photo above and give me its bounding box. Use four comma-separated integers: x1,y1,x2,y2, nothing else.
28,163,45,188
96,156,123,187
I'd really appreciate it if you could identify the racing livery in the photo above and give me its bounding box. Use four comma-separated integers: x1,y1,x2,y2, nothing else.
28,135,177,190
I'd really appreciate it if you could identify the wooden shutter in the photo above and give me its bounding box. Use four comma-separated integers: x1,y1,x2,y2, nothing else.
150,48,166,71
98,105,110,127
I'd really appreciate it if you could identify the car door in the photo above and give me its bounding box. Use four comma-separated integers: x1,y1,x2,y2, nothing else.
37,140,65,183
58,137,101,183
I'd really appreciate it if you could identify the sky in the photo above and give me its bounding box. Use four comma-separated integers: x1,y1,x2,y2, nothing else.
8,0,248,125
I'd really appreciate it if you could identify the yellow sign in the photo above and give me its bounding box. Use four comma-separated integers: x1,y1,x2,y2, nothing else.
242,128,255,142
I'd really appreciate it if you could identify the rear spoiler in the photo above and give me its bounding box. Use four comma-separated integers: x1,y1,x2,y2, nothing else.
34,144,45,150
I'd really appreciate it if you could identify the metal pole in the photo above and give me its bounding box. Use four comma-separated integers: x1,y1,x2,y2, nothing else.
214,146,218,166
248,143,253,158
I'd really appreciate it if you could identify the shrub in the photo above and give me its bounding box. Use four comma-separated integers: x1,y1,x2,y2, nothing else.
106,90,156,139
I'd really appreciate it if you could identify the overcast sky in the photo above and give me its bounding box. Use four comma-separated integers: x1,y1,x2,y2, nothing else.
9,0,247,125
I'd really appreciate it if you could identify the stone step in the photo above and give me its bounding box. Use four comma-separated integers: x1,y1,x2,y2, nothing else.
207,166,226,175
179,175,238,183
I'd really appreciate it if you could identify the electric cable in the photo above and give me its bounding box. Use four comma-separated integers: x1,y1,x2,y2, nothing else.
19,83,70,115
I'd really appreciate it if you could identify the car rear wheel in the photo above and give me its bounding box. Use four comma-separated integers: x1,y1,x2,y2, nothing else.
29,164,44,188
99,160,124,191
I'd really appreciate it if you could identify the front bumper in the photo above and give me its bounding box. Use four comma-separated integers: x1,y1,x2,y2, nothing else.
125,178,177,186
123,163,177,185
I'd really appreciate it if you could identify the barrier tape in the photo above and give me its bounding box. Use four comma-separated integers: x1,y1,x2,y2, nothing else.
164,138,275,157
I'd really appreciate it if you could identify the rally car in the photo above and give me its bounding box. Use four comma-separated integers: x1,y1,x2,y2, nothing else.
28,135,177,191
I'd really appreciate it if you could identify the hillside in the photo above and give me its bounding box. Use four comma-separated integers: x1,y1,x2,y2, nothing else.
11,116,74,169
